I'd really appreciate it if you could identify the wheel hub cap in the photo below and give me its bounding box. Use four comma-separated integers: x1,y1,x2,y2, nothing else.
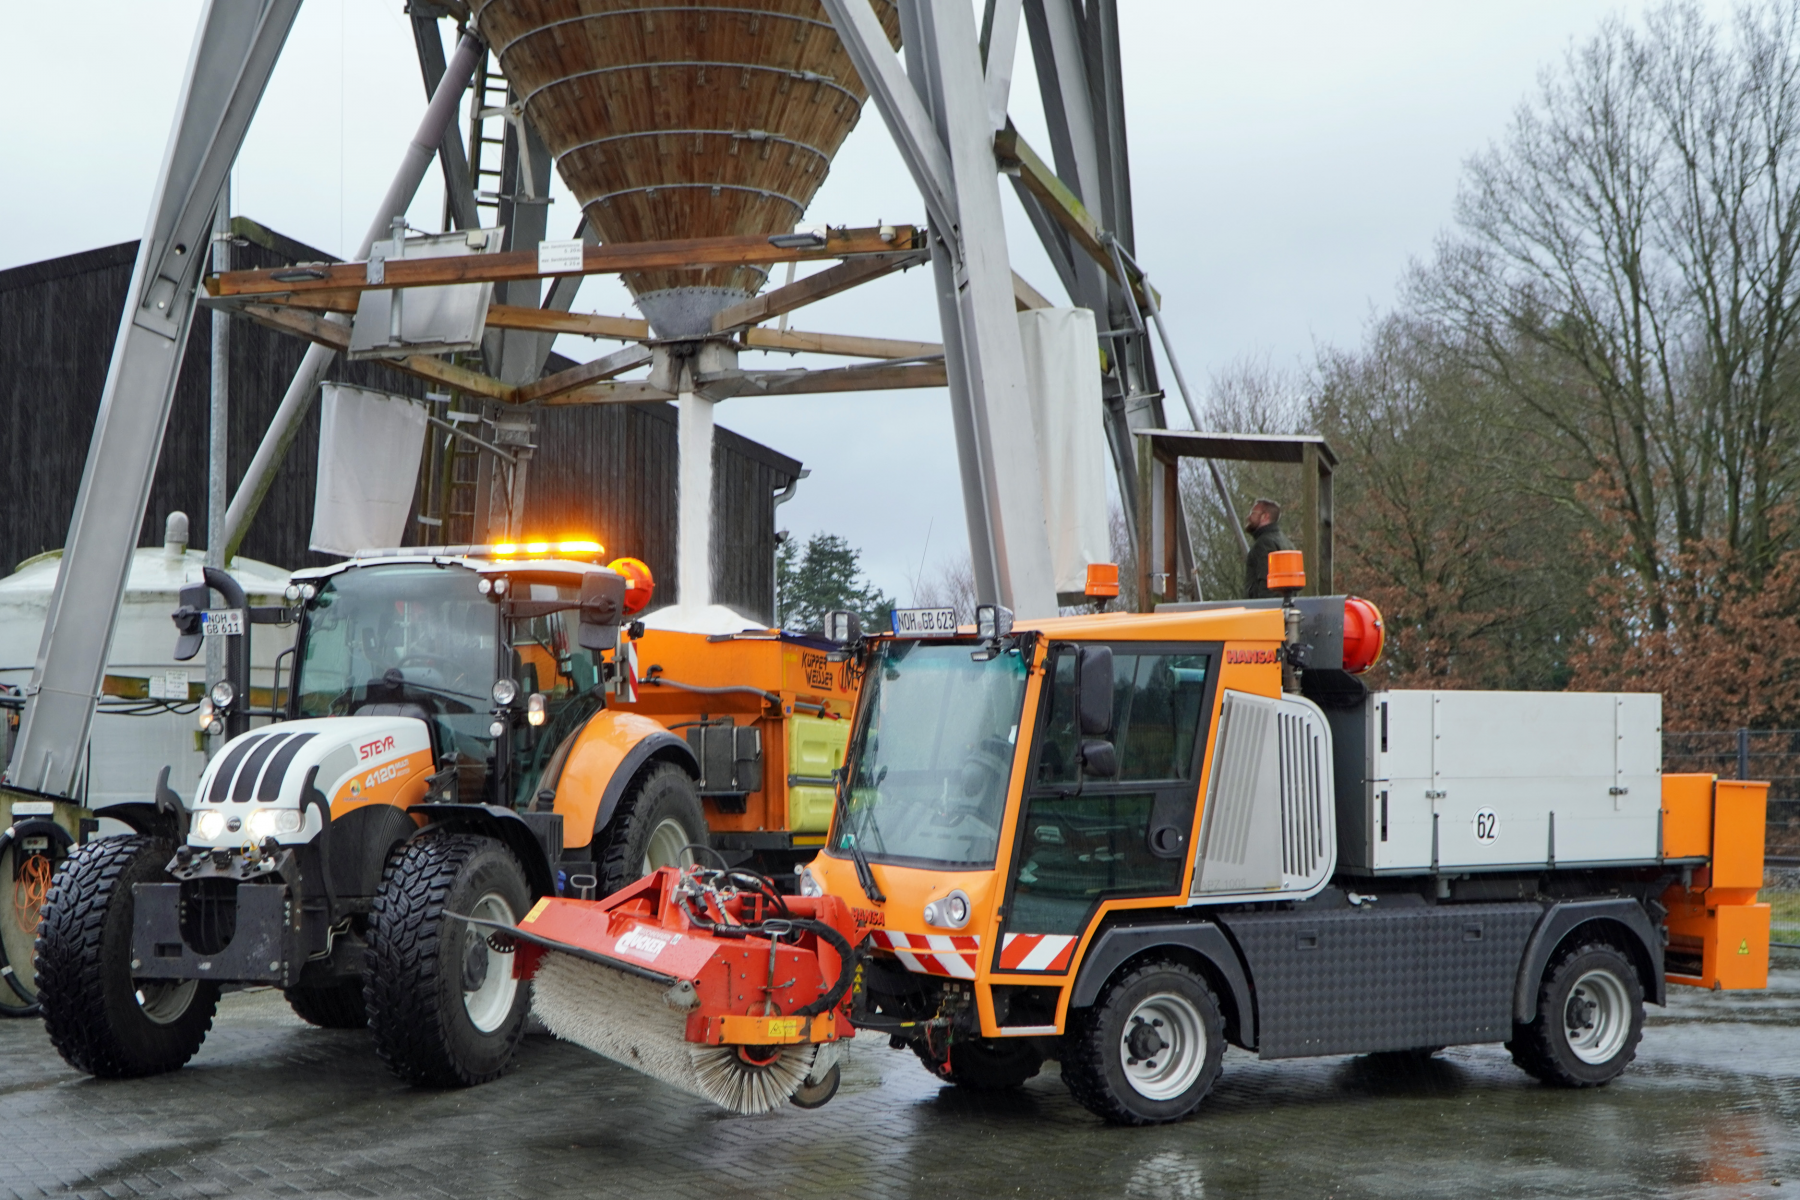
1119,991,1207,1101
1563,967,1631,1065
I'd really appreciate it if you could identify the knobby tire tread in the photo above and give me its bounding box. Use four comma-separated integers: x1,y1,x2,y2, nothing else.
36,835,217,1077
366,834,508,1085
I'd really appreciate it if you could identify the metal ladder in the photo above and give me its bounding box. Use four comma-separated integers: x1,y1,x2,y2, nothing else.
466,51,512,225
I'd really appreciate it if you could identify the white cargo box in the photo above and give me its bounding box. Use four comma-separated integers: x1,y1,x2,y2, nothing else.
1340,690,1662,874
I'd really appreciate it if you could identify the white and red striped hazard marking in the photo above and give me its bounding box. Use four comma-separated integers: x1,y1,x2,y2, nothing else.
998,933,1078,972
869,930,979,978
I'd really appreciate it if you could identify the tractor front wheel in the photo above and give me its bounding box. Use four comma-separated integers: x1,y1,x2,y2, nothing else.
34,835,219,1077
1060,958,1224,1125
365,834,531,1087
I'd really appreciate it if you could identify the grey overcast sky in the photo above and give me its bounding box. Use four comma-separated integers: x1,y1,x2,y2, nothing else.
8,1,1733,601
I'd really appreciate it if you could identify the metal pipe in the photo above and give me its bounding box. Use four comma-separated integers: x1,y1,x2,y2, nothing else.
219,32,483,562
207,181,230,697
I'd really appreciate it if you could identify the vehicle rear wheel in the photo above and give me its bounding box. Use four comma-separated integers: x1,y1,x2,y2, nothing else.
595,762,707,895
912,1035,1045,1089
34,835,220,1077
365,834,531,1086
285,977,367,1029
1061,958,1224,1125
1507,941,1644,1087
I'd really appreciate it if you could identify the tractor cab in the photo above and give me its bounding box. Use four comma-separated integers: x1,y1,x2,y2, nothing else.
285,547,638,811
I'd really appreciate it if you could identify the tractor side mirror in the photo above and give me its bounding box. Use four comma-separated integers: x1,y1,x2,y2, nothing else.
171,583,210,662
1077,645,1114,737
1079,738,1118,778
577,571,628,651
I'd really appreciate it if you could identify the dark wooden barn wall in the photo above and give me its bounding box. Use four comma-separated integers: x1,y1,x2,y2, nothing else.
0,225,800,623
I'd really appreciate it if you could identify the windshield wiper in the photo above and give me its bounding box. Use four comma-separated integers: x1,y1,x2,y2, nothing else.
832,767,886,903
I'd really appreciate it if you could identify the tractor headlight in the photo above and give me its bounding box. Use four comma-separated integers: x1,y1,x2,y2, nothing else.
210,680,236,707
245,808,302,840
196,698,215,730
527,692,547,726
796,865,823,897
193,810,226,841
922,889,971,930
491,678,519,707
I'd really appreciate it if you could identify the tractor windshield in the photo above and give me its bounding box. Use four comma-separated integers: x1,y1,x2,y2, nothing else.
293,564,498,745
832,639,1029,868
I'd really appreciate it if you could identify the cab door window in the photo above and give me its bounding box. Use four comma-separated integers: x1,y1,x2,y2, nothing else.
1004,646,1214,944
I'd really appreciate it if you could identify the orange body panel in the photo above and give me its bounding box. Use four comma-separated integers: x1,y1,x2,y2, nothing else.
1712,780,1768,890
613,629,858,836
1661,773,1715,858
329,748,433,816
551,709,677,849
1666,887,1771,990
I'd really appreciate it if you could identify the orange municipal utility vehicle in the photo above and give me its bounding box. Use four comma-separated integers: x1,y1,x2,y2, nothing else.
501,575,1772,1125
32,544,861,1087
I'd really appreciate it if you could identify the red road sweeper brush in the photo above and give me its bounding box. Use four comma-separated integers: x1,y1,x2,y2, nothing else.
472,866,860,1114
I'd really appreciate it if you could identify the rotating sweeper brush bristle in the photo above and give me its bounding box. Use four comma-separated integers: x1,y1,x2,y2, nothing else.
531,952,818,1115
485,866,859,1117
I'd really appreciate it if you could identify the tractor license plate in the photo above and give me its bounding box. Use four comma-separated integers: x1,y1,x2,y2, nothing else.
890,607,958,637
201,610,245,637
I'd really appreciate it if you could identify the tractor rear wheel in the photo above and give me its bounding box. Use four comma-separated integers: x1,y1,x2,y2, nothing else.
285,977,367,1029
365,834,531,1087
912,1035,1045,1090
595,762,707,896
34,835,220,1077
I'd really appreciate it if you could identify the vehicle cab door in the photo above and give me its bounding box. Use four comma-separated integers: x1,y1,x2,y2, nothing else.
994,642,1219,974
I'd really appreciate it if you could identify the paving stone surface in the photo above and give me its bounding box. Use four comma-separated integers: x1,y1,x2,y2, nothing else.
1,961,1796,1200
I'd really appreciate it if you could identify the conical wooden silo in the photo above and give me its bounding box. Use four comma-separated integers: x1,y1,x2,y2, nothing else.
470,0,904,336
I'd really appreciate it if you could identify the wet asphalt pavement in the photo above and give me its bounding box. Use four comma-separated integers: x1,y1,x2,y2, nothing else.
1,958,1796,1200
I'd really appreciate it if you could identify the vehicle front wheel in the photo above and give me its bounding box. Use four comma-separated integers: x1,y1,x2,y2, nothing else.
35,835,219,1077
1507,941,1644,1087
1061,959,1224,1125
911,1035,1045,1089
595,762,707,895
365,834,531,1087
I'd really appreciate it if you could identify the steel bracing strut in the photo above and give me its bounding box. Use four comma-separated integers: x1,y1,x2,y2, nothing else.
5,0,302,798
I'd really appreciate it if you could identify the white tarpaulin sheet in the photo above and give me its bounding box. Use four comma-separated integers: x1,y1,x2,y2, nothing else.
311,383,428,556
1018,307,1111,595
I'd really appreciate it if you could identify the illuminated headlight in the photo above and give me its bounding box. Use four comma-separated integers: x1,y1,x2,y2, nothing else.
193,810,226,841
210,680,236,707
923,889,971,930
491,678,518,707
527,692,547,726
246,808,304,840
284,583,301,601
796,865,823,897
196,698,215,730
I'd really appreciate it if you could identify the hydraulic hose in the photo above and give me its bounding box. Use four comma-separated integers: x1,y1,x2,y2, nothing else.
0,817,74,1017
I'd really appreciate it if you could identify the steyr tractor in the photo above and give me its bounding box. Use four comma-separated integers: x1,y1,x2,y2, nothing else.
32,544,859,1086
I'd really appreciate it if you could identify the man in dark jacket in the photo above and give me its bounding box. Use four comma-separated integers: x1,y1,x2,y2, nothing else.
1244,498,1296,599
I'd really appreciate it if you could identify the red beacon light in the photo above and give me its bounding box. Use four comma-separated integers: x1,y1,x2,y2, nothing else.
1342,596,1385,674
607,557,655,616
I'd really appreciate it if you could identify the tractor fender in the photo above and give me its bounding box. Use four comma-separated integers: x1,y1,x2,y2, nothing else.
407,803,559,899
546,710,700,851
1069,919,1259,1050
1512,898,1666,1022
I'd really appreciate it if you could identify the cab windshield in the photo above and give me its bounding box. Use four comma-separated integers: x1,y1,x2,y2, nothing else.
833,639,1030,868
293,564,497,730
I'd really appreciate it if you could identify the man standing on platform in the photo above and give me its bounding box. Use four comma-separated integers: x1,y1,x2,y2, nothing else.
1243,498,1295,599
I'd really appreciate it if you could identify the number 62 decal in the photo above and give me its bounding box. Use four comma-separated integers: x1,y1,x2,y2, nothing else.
1473,808,1499,843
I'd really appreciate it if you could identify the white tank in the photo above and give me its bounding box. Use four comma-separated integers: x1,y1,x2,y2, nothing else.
0,514,296,809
